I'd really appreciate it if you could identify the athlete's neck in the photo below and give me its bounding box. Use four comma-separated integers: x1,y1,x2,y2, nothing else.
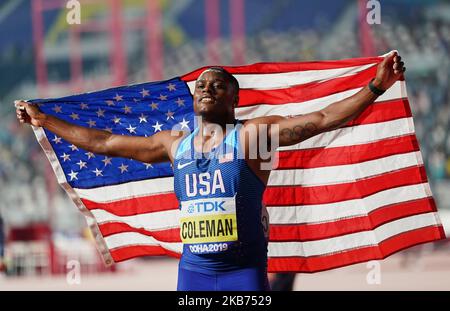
196,117,237,148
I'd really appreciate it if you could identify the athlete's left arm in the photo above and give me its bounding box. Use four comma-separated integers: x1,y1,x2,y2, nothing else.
263,51,405,147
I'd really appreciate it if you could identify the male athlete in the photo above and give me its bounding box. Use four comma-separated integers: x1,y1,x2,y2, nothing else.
16,52,405,290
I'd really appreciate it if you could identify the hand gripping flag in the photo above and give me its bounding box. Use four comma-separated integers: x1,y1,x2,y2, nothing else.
28,54,446,272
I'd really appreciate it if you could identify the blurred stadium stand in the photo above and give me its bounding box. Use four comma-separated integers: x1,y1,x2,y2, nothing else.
0,0,449,277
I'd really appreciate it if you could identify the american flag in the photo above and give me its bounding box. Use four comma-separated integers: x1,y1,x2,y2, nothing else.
30,54,446,272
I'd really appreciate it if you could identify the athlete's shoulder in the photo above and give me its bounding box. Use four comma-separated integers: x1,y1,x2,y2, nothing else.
154,129,190,161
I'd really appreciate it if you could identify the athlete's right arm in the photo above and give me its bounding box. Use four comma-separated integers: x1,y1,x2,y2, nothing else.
15,101,184,164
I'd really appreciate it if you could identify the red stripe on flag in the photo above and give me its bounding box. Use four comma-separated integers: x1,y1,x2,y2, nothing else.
277,134,419,169
81,192,178,216
269,197,436,241
111,245,181,263
267,225,445,273
99,222,180,242
181,57,383,81
345,98,412,126
263,166,429,206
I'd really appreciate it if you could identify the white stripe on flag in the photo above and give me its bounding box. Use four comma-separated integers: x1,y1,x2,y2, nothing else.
268,183,432,224
104,232,183,253
235,81,404,119
75,176,174,202
280,117,415,151
267,213,440,257
91,208,179,231
268,151,422,186
186,63,376,91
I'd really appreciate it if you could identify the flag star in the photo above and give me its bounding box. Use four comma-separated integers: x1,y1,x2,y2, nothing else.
76,160,87,169
123,105,132,114
60,153,71,162
158,94,168,101
80,103,88,110
70,113,79,120
150,102,159,110
118,163,128,173
141,88,150,97
68,170,78,181
165,110,175,120
105,100,115,106
152,121,163,132
139,113,148,123
69,144,79,151
96,108,105,117
126,124,137,134
114,94,123,101
92,168,103,177
52,135,62,144
166,83,176,91
176,98,185,107
104,127,113,133
85,152,95,159
52,105,62,113
133,98,140,103
144,163,153,169
102,157,112,166
87,119,96,128
113,116,121,124
179,118,190,130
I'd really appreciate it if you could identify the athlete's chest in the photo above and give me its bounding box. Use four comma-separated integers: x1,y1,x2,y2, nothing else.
175,154,240,199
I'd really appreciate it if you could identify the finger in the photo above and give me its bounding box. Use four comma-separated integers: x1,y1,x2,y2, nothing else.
15,100,32,113
395,66,406,75
382,51,397,67
388,50,398,60
394,55,402,63
14,100,25,108
394,61,404,70
17,108,26,115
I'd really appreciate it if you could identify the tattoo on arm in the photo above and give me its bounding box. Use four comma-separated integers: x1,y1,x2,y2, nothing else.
280,122,318,143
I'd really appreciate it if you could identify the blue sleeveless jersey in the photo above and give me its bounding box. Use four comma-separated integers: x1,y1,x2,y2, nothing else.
173,121,268,273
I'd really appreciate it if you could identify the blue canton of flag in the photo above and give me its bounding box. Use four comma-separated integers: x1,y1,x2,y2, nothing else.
30,78,194,189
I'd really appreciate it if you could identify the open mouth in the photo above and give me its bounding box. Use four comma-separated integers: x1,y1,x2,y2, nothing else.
200,96,215,103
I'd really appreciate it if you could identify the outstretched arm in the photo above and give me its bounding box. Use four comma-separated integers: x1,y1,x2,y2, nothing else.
261,51,405,147
15,102,184,163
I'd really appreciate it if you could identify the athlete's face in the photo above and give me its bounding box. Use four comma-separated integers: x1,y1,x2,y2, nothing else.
193,70,238,120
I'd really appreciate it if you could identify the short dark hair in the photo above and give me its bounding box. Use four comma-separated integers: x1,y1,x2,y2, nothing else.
203,67,239,95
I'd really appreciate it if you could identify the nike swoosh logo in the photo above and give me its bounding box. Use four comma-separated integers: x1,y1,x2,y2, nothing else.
177,160,194,169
